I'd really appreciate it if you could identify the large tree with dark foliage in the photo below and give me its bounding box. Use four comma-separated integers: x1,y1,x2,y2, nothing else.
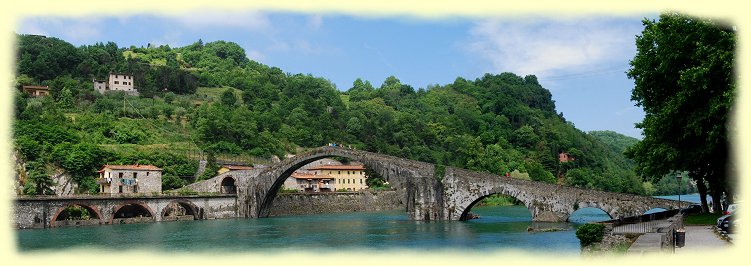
625,13,736,213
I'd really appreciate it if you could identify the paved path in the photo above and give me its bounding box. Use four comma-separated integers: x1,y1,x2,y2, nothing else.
675,225,730,253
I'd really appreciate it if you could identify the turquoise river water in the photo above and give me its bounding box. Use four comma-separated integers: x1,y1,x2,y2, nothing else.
17,204,619,254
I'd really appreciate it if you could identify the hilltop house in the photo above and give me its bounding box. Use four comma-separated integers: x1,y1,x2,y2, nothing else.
22,85,50,97
559,152,576,163
94,73,138,96
97,164,161,194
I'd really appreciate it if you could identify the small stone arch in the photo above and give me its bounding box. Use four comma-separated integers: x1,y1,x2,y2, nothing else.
161,200,201,221
50,203,102,227
643,207,669,215
111,202,155,224
568,201,614,222
458,191,533,221
220,176,237,194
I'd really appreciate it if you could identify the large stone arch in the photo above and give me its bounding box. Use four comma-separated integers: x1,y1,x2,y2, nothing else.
50,203,103,227
161,199,201,221
243,146,440,220
111,201,155,224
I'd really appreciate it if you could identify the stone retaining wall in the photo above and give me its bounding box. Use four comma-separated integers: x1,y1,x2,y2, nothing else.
268,190,404,216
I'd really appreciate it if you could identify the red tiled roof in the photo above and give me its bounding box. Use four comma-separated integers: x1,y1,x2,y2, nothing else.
307,165,366,171
98,164,162,172
222,165,254,170
22,85,49,90
291,173,334,179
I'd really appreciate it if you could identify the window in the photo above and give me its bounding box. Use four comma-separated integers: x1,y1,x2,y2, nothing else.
360,179,363,184
338,171,341,175
146,172,150,176
114,81,119,85
119,173,123,178
133,173,137,179
119,185,123,193
115,75,119,78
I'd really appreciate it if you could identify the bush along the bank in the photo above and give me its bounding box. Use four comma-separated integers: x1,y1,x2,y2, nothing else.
576,223,605,247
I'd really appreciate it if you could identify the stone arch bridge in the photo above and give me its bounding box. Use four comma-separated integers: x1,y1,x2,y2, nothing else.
14,195,236,229
215,146,680,222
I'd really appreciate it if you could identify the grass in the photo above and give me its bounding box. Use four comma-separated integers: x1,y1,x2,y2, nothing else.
478,194,519,206
684,212,723,225
195,87,244,104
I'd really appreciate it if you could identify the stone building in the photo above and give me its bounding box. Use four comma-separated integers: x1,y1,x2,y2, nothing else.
287,172,335,192
94,73,138,95
97,164,162,194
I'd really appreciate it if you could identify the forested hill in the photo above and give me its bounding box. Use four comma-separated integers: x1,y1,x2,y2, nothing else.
13,34,647,196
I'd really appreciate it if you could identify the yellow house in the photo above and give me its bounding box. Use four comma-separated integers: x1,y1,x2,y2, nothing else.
97,164,162,194
308,165,368,191
217,165,254,175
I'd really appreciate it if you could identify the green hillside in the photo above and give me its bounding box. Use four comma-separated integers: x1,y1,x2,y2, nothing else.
13,34,647,196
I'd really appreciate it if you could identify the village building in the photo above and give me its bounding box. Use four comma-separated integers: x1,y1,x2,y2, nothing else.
22,85,50,97
559,152,576,163
94,73,138,96
308,165,368,192
217,165,254,175
97,164,162,194
286,172,336,192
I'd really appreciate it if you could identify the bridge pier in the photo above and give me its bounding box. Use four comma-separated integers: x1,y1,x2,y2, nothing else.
532,210,569,222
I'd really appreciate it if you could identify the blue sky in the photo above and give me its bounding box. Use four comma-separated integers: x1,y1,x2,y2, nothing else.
17,11,656,139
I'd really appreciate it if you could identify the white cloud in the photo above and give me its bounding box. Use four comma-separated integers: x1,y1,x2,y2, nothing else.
464,17,639,79
18,17,103,44
149,30,183,48
247,49,265,61
168,10,271,31
308,15,323,30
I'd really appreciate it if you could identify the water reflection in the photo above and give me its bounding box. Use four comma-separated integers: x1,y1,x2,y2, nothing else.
568,207,611,224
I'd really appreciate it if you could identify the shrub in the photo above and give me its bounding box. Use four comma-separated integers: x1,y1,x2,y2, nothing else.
576,223,605,247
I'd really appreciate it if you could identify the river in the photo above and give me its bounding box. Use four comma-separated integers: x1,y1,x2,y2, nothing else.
17,205,613,254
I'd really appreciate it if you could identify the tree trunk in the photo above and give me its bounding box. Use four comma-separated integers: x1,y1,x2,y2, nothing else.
695,176,709,213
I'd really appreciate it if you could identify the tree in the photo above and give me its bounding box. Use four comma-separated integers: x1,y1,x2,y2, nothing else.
24,160,55,195
220,88,237,106
626,13,735,213
58,86,74,109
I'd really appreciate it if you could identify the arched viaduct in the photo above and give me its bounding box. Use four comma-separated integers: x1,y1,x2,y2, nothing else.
235,146,681,222
14,195,237,229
